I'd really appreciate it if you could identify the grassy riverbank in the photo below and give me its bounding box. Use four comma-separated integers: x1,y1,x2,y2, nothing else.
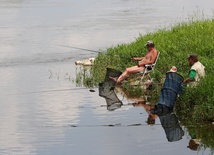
89,19,214,121
88,19,214,122
80,18,214,150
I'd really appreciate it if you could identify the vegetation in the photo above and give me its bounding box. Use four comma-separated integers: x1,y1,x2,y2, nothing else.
86,18,214,123
186,123,214,150
75,18,214,123
74,18,214,150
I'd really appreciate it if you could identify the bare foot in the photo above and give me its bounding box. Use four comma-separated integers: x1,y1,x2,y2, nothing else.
109,76,118,82
132,102,145,107
109,76,123,85
116,82,122,85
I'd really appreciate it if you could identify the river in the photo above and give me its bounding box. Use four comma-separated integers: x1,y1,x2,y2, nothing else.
0,0,213,155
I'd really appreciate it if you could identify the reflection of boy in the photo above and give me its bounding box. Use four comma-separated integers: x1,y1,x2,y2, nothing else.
132,102,157,125
187,139,200,151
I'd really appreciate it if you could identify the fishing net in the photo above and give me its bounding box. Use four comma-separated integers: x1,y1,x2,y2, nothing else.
150,72,184,116
161,72,184,94
99,68,122,111
158,72,184,108
157,72,184,141
103,68,122,82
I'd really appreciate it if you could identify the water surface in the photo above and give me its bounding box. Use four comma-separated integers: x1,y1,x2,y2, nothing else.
0,0,214,155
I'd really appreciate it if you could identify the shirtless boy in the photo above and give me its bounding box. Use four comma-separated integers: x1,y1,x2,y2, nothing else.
110,40,158,84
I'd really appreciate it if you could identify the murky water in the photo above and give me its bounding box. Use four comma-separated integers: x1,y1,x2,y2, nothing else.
0,0,214,155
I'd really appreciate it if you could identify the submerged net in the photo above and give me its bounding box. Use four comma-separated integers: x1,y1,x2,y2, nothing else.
157,72,184,141
99,68,122,111
159,113,184,142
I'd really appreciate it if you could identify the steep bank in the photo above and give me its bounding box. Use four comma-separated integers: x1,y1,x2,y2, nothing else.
89,19,214,122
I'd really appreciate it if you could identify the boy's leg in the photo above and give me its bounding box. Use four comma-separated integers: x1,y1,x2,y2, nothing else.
117,66,145,83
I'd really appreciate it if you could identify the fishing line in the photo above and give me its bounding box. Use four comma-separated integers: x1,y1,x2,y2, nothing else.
59,45,133,60
59,45,102,54
8,87,97,96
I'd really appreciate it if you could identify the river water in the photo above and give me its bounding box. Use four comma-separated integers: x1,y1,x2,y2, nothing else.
0,0,214,155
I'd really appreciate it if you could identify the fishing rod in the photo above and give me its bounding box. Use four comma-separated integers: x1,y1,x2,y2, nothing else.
8,87,97,96
59,45,136,60
59,45,102,54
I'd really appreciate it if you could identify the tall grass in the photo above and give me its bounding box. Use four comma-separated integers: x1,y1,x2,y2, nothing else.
92,19,214,79
88,19,214,122
81,18,214,150
176,74,214,122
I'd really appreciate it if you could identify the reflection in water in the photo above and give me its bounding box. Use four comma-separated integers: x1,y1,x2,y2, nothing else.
98,68,123,111
1,0,214,154
186,123,214,153
132,102,157,125
98,68,160,129
99,81,123,111
99,75,185,142
150,72,184,116
149,72,185,142
132,101,184,142
188,139,201,151
159,113,184,142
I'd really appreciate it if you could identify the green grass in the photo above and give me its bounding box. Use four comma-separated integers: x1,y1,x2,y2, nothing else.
88,18,214,122
76,18,214,150
77,18,214,123
186,123,214,150
91,19,214,80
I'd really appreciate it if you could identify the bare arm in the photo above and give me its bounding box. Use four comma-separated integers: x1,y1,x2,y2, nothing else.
183,78,193,83
183,70,196,83
132,57,144,61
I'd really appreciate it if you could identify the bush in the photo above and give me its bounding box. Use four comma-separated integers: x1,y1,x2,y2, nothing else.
176,75,214,122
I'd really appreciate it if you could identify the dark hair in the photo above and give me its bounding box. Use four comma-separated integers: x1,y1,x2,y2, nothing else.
145,41,155,47
148,44,155,47
188,54,198,62
146,115,155,125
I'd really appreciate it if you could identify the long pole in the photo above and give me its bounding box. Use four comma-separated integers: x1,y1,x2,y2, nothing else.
59,45,102,53
59,45,133,60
